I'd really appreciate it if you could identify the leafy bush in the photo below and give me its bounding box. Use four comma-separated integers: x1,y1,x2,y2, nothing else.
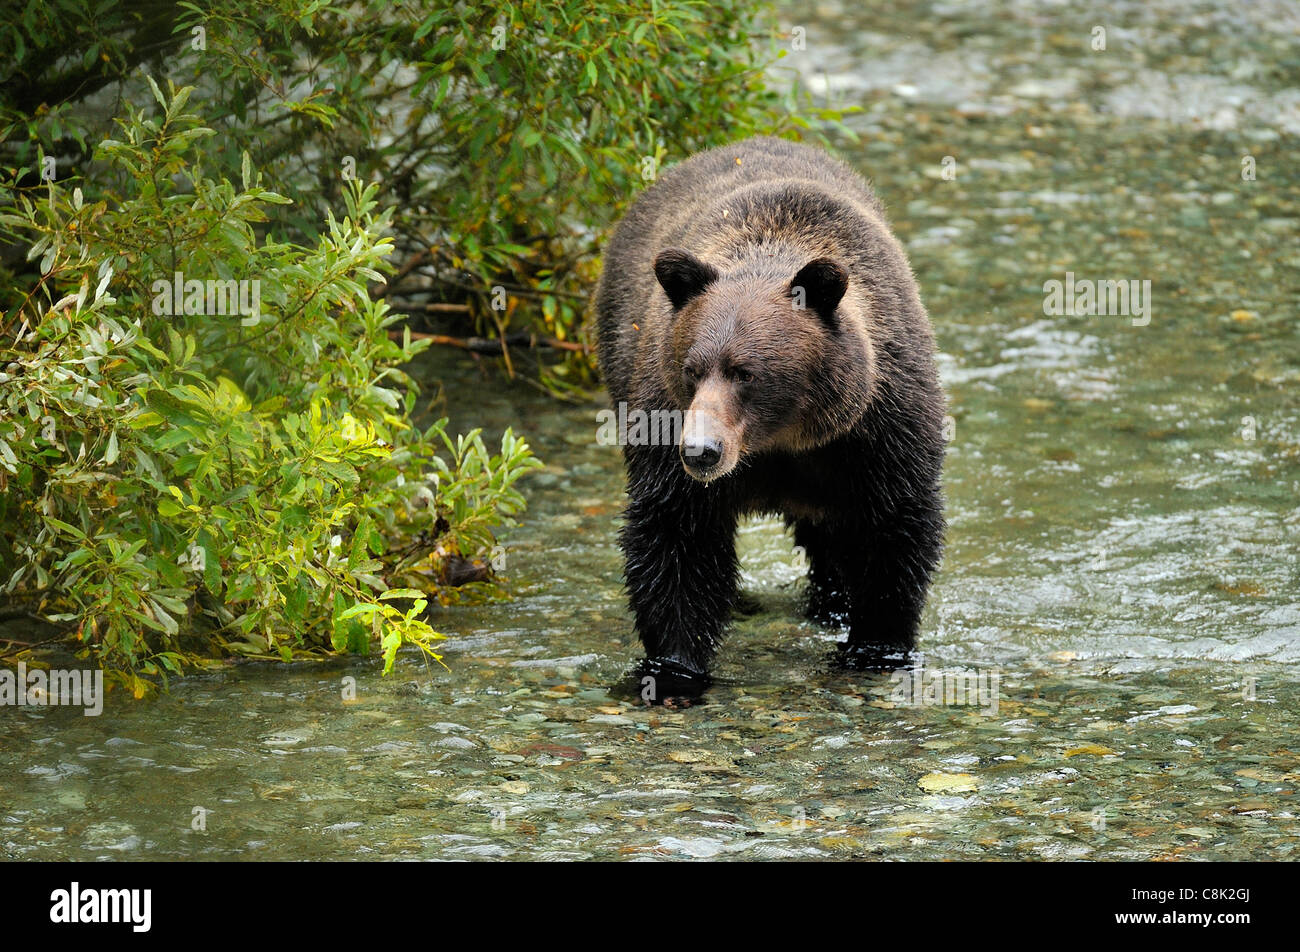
0,0,836,693
0,82,540,695
2,0,845,392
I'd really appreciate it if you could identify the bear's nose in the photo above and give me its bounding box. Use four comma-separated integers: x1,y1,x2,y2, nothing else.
682,436,722,470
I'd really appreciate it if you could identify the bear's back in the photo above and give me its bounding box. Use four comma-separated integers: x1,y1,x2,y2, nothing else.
651,136,879,211
606,137,884,274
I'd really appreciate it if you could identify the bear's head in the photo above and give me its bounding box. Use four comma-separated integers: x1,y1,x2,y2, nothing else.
653,248,875,483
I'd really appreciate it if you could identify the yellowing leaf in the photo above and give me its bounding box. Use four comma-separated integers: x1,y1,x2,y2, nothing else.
1235,767,1283,782
1064,745,1116,758
820,836,861,849
668,749,710,764
919,772,978,793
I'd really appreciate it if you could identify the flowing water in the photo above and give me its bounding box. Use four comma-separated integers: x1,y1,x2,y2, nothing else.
3,0,1298,860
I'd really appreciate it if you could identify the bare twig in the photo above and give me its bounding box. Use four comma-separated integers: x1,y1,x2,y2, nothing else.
389,329,586,354
370,247,429,300
388,301,472,314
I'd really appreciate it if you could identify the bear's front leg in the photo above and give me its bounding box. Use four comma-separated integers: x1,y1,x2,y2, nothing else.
836,501,943,667
619,457,738,704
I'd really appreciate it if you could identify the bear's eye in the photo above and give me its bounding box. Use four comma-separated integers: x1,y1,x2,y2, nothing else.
684,365,702,382
733,367,754,384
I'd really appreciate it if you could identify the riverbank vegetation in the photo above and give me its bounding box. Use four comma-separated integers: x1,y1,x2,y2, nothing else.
0,0,841,693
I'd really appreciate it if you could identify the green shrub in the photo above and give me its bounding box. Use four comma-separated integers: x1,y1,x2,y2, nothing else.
2,0,847,393
0,0,841,693
0,81,540,695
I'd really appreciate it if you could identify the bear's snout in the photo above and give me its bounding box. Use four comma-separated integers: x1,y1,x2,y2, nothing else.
682,434,722,471
680,394,740,482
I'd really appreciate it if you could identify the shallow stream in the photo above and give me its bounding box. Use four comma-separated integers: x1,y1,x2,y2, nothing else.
2,0,1297,860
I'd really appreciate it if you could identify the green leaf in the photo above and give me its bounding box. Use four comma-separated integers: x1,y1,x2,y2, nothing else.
378,588,425,601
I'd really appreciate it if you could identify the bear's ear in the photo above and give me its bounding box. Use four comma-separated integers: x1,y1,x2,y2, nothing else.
654,249,719,310
790,258,849,327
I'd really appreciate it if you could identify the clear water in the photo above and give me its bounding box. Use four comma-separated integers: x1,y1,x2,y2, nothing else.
3,0,1298,860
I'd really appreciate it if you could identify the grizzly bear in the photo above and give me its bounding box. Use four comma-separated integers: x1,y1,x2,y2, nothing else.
595,136,945,703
